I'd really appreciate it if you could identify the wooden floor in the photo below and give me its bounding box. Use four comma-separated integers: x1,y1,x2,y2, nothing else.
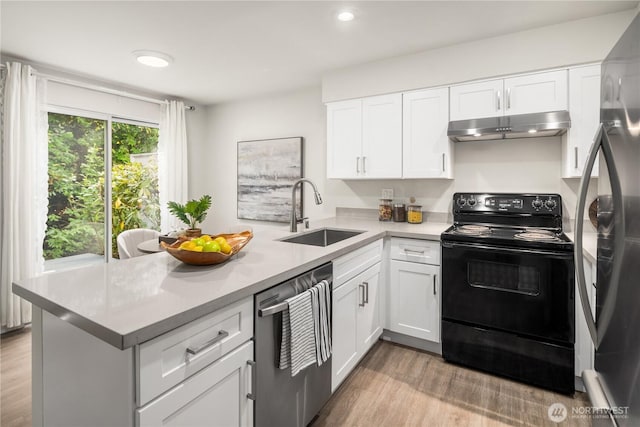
0,330,590,427
315,341,591,427
0,327,32,427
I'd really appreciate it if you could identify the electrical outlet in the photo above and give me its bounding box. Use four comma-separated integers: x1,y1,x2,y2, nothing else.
381,188,394,200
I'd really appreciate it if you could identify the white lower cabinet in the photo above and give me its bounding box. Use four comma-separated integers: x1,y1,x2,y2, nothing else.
388,238,441,343
389,260,440,342
137,341,254,427
33,296,255,427
332,240,383,392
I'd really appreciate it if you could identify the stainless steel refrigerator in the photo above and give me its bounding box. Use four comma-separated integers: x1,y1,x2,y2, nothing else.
574,11,640,427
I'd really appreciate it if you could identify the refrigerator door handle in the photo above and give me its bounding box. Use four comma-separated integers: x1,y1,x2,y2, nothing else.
574,123,626,349
574,125,601,346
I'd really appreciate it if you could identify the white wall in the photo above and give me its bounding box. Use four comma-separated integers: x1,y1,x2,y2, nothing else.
192,86,337,233
323,10,636,102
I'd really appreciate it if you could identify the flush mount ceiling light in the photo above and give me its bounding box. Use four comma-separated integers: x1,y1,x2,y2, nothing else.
337,10,355,22
133,50,173,68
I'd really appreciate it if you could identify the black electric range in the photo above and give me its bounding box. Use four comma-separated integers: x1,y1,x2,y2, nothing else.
440,193,576,395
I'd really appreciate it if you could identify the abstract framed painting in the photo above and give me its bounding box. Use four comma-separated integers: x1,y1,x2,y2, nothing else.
237,137,303,222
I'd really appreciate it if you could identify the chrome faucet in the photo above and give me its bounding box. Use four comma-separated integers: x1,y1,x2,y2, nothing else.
290,179,323,232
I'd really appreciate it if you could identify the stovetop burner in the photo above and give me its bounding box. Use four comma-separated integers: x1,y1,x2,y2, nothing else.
455,225,491,236
514,230,562,242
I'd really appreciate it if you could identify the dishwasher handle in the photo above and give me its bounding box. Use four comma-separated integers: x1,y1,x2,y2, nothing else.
258,301,289,317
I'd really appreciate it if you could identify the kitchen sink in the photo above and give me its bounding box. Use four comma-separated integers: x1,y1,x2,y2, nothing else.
279,228,364,247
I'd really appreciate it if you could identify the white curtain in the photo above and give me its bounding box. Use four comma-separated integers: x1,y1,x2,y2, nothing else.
158,100,188,233
0,62,48,330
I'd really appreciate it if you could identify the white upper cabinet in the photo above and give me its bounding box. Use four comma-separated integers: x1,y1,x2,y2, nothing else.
362,94,403,178
326,94,402,179
402,87,453,178
563,64,601,178
450,69,568,121
326,99,362,179
450,79,503,120
503,70,568,115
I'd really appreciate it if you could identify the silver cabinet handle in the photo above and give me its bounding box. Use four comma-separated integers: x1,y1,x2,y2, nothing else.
496,91,501,111
246,360,256,400
403,248,425,255
358,284,366,307
433,274,437,295
362,156,367,174
507,88,511,109
356,156,360,174
363,281,369,304
574,146,579,169
442,153,445,172
186,330,229,356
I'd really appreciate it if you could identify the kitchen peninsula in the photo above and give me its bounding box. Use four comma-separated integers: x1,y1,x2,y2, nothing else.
13,216,449,427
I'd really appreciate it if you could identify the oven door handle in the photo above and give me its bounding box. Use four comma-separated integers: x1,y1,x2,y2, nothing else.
441,240,572,258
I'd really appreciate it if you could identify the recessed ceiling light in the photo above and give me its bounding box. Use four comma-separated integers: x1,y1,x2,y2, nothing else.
133,50,173,68
337,10,355,22
473,133,482,137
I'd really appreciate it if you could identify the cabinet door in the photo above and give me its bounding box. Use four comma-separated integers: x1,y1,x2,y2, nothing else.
504,70,568,116
450,79,503,121
403,88,453,178
137,341,253,427
357,262,382,354
331,275,360,392
361,94,402,178
389,260,440,342
327,99,362,179
564,65,601,178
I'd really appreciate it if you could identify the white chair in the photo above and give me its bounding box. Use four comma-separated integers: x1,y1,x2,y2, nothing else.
117,228,160,259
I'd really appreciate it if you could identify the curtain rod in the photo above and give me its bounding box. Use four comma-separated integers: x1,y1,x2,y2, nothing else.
1,63,194,110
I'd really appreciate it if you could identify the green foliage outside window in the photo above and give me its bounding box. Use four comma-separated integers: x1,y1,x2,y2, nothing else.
45,113,160,260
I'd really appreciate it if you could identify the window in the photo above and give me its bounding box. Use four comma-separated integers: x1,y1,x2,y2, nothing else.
44,112,159,269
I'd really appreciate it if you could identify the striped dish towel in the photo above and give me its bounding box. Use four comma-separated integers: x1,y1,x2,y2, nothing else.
283,290,317,376
318,280,332,363
279,280,332,374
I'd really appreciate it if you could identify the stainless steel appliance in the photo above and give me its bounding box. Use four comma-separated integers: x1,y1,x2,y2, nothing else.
447,110,571,142
254,262,332,427
574,12,640,427
441,193,575,394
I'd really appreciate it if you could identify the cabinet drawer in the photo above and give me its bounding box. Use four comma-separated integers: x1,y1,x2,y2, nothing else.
137,297,253,406
137,341,253,427
333,239,382,288
390,238,440,265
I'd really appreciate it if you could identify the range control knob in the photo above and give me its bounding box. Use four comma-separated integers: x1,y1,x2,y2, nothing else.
456,197,467,207
467,198,477,207
532,199,543,210
544,199,557,210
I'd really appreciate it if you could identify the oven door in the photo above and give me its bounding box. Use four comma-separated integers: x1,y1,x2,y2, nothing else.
441,240,574,343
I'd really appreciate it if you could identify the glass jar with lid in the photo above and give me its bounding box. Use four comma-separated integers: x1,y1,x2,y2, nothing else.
407,205,423,224
392,203,406,222
379,199,392,221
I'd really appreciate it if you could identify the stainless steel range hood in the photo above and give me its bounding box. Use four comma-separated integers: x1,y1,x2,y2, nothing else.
447,110,571,142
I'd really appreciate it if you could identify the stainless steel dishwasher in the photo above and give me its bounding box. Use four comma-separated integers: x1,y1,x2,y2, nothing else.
254,262,332,427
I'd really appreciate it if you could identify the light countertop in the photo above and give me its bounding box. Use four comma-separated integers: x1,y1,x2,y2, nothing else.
13,217,450,349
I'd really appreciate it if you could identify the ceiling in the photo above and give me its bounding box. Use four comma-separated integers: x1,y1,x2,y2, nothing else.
1,1,638,105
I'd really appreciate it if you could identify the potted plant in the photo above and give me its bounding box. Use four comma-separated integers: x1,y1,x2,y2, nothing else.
167,194,212,238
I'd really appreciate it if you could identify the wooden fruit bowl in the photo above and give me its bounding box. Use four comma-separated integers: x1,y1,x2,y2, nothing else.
161,230,253,266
